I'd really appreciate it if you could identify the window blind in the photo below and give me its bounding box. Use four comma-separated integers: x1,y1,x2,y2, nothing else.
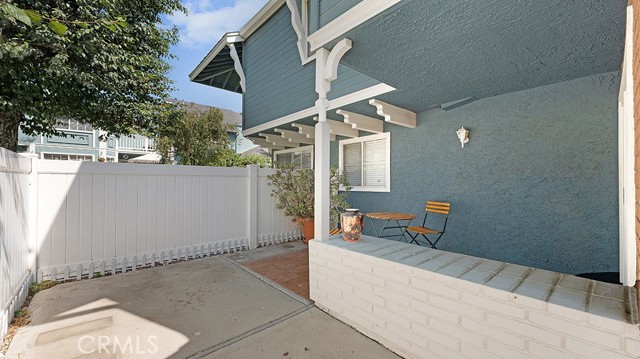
343,142,363,186
363,139,386,187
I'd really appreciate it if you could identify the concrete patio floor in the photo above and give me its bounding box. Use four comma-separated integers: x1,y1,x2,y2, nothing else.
5,243,400,358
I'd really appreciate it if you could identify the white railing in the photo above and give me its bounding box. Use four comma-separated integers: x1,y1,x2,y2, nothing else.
0,148,34,338
35,161,299,281
116,135,155,151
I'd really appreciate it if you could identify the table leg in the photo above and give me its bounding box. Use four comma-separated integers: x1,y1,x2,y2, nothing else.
397,219,413,243
368,217,381,238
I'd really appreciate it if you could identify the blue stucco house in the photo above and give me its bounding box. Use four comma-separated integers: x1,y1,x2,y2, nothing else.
17,99,253,162
190,0,635,284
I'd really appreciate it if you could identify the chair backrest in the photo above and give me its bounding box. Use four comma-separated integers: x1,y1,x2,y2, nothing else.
425,201,451,215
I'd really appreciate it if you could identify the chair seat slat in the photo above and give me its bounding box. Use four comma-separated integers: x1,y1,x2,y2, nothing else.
406,226,440,234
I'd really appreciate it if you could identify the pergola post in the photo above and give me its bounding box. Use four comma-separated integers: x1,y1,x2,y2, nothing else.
313,39,352,241
314,49,331,241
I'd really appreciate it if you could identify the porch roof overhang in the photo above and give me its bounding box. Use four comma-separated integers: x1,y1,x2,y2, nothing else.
322,0,627,113
189,32,245,94
244,94,416,152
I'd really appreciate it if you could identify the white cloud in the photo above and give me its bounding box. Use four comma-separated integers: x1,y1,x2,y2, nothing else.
168,0,268,47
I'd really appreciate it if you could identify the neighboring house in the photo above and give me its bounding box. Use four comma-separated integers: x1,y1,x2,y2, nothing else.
17,100,252,161
191,0,632,282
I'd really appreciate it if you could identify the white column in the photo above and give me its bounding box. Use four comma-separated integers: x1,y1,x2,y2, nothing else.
314,49,331,241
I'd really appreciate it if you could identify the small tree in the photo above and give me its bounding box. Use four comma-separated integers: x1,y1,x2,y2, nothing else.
155,107,234,166
267,163,351,227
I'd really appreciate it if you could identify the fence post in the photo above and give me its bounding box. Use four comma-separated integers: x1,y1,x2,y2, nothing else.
247,165,258,249
25,154,39,280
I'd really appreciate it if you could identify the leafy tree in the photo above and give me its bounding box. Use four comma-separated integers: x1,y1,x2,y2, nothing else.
0,0,184,151
236,153,272,168
155,107,235,166
267,163,351,226
214,149,272,168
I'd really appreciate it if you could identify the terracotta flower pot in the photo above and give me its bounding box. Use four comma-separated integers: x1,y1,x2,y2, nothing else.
296,218,314,244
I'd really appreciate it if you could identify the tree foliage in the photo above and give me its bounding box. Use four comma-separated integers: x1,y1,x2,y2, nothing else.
155,107,234,166
0,0,185,150
267,163,351,226
154,105,272,168
215,150,272,168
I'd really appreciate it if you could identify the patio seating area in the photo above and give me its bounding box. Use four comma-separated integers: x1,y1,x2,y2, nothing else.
4,243,399,359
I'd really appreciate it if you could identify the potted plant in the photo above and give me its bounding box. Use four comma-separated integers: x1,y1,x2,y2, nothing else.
267,163,351,243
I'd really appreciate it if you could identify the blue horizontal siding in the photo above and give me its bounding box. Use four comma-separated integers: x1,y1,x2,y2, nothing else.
243,5,316,130
319,0,362,27
243,3,381,130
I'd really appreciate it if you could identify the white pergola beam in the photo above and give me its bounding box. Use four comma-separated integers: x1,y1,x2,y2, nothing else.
248,137,285,150
369,99,416,128
259,133,300,147
291,123,315,138
314,117,359,137
336,109,384,133
291,123,337,141
274,128,315,145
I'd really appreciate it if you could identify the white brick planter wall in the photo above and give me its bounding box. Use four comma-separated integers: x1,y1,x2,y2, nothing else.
309,236,640,359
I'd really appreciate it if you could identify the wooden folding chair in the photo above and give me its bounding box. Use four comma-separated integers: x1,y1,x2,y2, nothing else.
406,201,450,248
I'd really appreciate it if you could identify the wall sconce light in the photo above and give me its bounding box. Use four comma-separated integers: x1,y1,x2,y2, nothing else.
456,127,470,148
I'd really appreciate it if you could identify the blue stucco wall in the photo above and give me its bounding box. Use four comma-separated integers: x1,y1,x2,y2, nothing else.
319,0,362,27
242,4,379,131
334,72,620,275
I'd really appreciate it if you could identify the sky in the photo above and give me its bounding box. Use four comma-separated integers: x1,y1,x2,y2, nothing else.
164,0,269,113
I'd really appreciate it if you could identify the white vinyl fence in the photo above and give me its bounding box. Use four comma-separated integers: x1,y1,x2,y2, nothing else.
35,161,300,281
0,148,34,338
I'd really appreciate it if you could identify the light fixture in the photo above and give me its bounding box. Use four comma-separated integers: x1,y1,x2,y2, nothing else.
456,127,469,148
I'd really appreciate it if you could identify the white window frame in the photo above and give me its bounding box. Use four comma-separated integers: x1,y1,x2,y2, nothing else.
273,145,314,169
54,119,94,133
339,132,391,192
41,152,95,161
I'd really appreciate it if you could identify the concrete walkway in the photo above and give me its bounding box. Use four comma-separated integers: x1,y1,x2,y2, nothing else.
5,244,400,358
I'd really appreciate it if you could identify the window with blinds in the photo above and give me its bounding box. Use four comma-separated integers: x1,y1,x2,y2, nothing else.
274,146,314,169
339,132,390,192
42,153,94,161
54,119,94,132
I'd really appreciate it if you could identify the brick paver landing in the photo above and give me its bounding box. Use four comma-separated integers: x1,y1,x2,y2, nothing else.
243,249,310,299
